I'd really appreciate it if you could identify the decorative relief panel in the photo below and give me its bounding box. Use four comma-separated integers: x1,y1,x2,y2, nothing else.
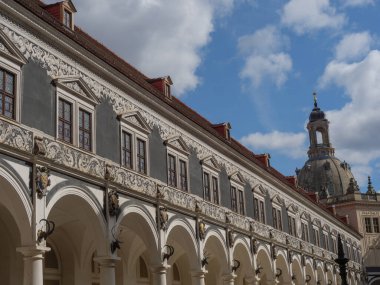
199,200,226,222
161,185,197,211
0,119,33,152
0,40,11,55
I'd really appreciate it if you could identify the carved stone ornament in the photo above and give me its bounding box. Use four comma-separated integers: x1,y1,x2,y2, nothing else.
198,219,206,240
228,230,234,248
272,245,277,260
251,238,257,254
159,206,168,230
105,164,115,181
156,184,165,199
108,189,120,217
35,166,50,198
33,136,46,156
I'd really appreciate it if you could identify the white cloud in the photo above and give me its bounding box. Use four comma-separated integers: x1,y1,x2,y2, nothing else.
48,0,235,96
342,0,374,7
281,0,346,34
238,26,292,87
334,32,373,61
320,50,380,175
240,131,307,158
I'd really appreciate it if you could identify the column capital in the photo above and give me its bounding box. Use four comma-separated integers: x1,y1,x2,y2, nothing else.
223,272,237,284
191,269,208,278
93,256,120,267
152,263,170,274
16,245,50,258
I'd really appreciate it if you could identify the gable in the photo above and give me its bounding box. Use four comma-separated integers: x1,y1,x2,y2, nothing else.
54,77,100,105
229,171,245,185
165,136,190,155
118,111,151,134
0,29,27,65
201,156,221,172
271,194,284,206
287,203,298,213
253,184,267,196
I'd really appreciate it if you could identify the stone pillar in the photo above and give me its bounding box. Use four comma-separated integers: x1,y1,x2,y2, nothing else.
191,270,208,285
223,273,236,285
94,256,120,285
152,264,170,285
17,245,50,285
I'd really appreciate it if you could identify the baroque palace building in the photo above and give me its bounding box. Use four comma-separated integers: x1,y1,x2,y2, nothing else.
297,97,380,285
0,1,364,285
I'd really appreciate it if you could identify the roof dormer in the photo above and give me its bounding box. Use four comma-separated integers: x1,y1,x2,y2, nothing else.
43,0,77,30
147,76,173,99
255,153,271,168
211,122,231,141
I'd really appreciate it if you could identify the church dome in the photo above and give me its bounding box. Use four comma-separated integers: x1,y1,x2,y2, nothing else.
309,106,326,122
297,94,359,197
297,157,357,197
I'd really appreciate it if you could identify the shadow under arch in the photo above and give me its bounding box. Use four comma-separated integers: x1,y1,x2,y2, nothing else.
165,215,199,285
203,228,229,285
45,186,108,285
232,236,254,285
256,244,274,284
291,255,304,285
115,203,160,284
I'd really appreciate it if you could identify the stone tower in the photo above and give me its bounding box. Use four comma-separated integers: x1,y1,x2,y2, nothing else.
297,94,359,198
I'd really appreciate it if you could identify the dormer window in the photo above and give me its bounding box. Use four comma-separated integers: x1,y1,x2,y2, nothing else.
43,1,77,31
164,83,171,98
63,9,72,28
147,76,173,99
211,122,232,141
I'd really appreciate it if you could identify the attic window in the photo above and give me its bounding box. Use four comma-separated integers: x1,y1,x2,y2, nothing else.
164,83,171,98
63,9,72,28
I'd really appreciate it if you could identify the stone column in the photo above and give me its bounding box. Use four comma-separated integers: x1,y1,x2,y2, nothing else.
152,264,170,285
191,270,208,285
223,273,236,285
94,256,120,285
17,245,50,285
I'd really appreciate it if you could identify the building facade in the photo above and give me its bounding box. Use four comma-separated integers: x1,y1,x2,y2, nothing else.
0,1,363,285
297,97,380,285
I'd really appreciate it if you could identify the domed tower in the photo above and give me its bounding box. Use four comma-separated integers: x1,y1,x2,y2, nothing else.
297,93,359,198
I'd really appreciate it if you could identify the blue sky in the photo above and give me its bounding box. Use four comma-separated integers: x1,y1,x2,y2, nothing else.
46,0,380,190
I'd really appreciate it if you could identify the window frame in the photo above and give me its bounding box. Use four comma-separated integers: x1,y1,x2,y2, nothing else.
202,162,220,205
272,204,282,231
313,226,320,247
166,146,189,192
253,187,266,224
119,119,150,176
0,58,22,122
56,88,96,152
230,180,245,215
301,220,309,242
288,213,297,237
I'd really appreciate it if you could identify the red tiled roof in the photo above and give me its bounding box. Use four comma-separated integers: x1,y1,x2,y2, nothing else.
13,0,360,233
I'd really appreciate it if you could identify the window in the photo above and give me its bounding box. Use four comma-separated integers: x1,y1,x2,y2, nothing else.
58,98,72,143
364,217,380,233
272,207,282,231
122,132,132,169
0,68,15,119
79,109,92,151
323,232,329,250
374,218,379,233
137,139,146,173
54,78,99,152
44,243,61,285
365,217,373,233
253,189,266,224
165,136,190,191
313,228,320,247
63,9,72,28
230,185,245,215
0,32,26,122
119,111,151,175
231,186,237,212
168,154,177,187
179,159,187,191
202,157,220,205
332,236,337,254
288,214,297,237
301,222,309,242
137,256,149,280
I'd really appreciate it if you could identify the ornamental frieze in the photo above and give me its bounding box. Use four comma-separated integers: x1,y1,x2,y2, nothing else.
0,119,33,152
